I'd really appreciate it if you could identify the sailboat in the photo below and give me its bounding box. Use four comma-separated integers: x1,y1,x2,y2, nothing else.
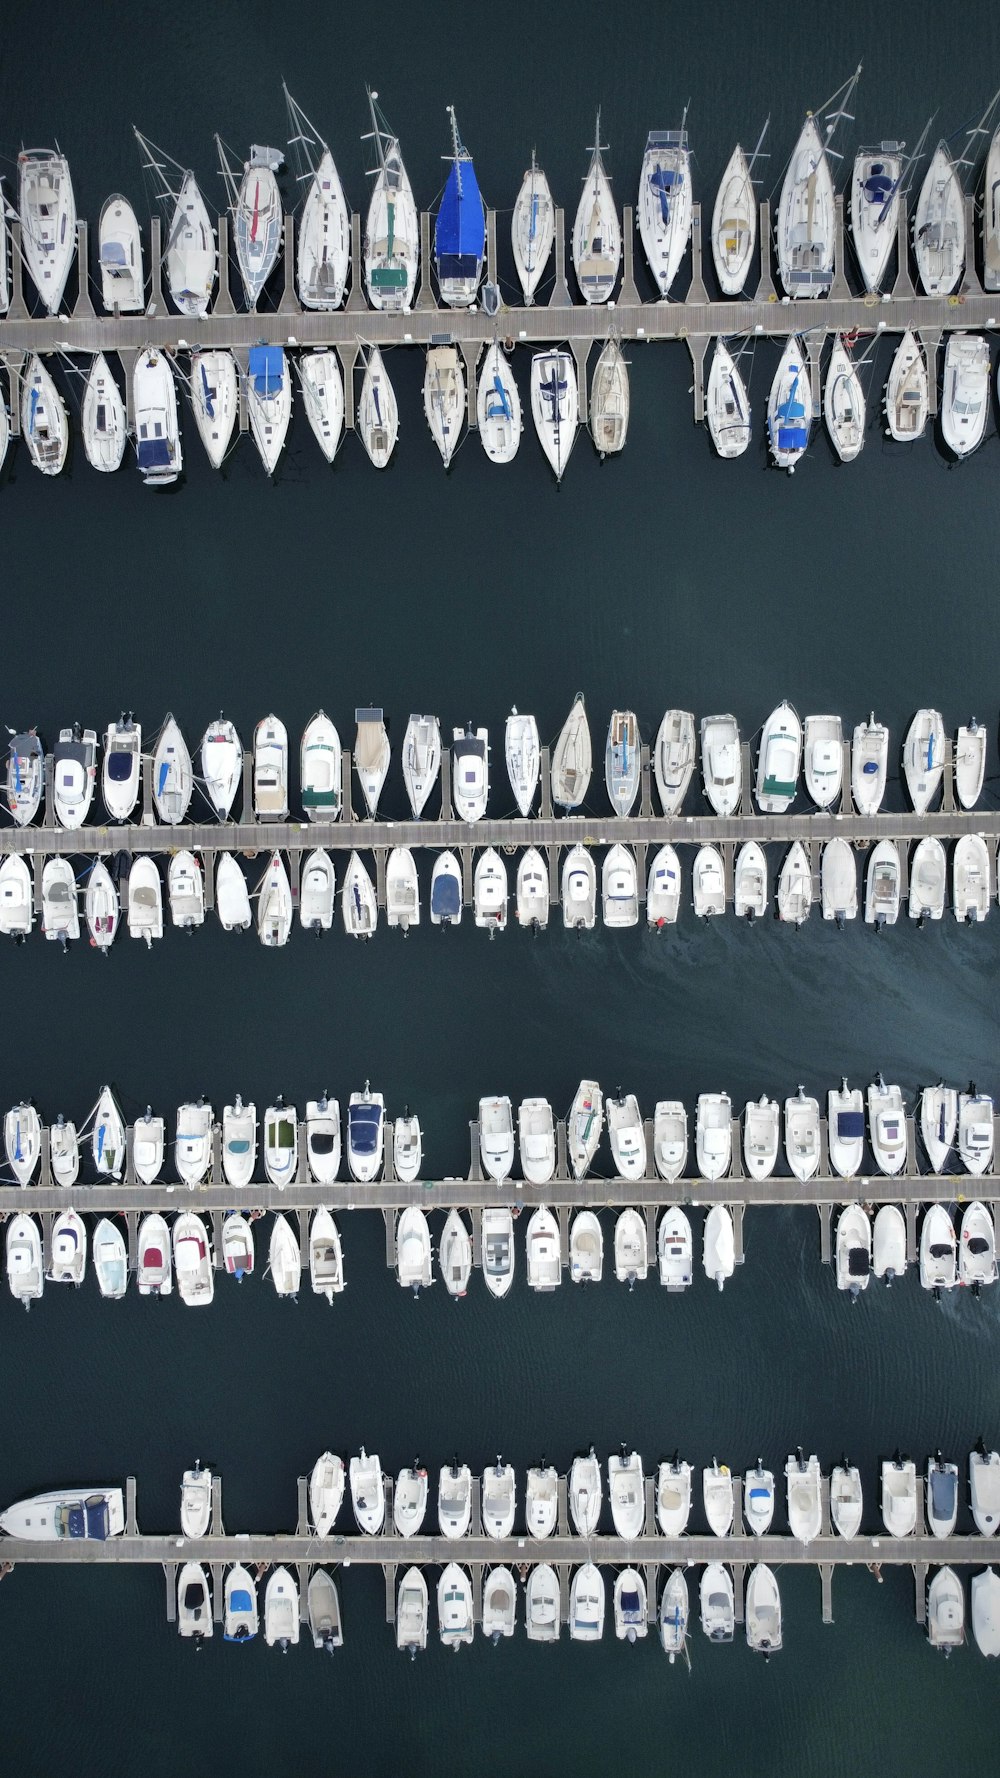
133,347,182,487
590,340,629,456
81,355,127,473
913,144,964,295
851,140,905,292
435,106,485,307
824,336,865,462
357,347,398,469
573,111,620,303
776,72,860,298
362,89,418,312
284,86,349,311
423,345,465,466
531,351,578,481
190,350,238,468
18,148,76,313
21,355,68,476
706,341,751,458
512,153,555,302
298,351,344,462
477,342,522,463
638,120,692,296
551,695,592,809
216,137,284,308
133,130,216,317
767,336,812,472
884,331,928,441
245,346,292,475
711,133,764,294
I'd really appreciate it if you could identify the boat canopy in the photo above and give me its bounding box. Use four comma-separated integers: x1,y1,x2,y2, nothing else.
431,874,461,917
435,152,485,277
101,241,129,266
848,1248,870,1276
837,1111,865,1139
107,753,134,782
249,345,284,397
59,1497,112,1540
138,438,172,470
930,1468,956,1516
349,1103,382,1155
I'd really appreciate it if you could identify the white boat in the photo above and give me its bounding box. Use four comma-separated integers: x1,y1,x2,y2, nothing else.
825,336,865,461
152,715,192,823
264,1100,298,1188
82,355,127,472
851,143,904,292
803,720,845,815
914,145,964,294
128,858,163,948
299,849,335,932
6,1213,43,1306
526,1564,560,1643
868,1077,907,1173
222,141,283,307
614,1209,648,1286
133,347,181,486
190,350,238,468
341,851,377,939
216,858,251,931
5,731,44,827
829,1081,865,1178
452,725,489,821
706,340,752,458
852,715,889,814
133,133,216,316
357,347,398,468
257,852,293,947
102,716,141,821
505,710,539,816
173,1211,214,1306
744,1097,780,1179
50,1115,80,1187
654,1102,688,1183
606,1093,644,1178
778,843,811,925
386,848,419,932
168,851,204,930
927,1455,959,1538
873,1205,907,1285
881,1456,918,1536
137,1213,172,1296
440,1209,473,1298
703,1460,735,1537
268,1213,300,1299
423,345,464,467
602,844,639,928
614,1569,648,1643
746,1564,782,1657
909,837,946,922
971,1446,1000,1536
526,1465,559,1538
590,339,629,455
245,346,291,475
836,1204,871,1297
197,717,242,821
18,149,76,313
701,1563,735,1642
482,1566,517,1642
286,91,349,310
85,860,119,950
402,715,440,817
639,127,692,295
830,1463,863,1538
821,839,857,923
430,852,462,926
222,1213,254,1280
562,844,597,930
654,710,695,814
941,334,990,457
647,844,682,926
605,710,640,815
41,858,79,947
308,1570,342,1653
551,695,592,808
310,1453,346,1536
570,1562,605,1643
959,1090,995,1175
757,701,801,812
347,1084,384,1183
222,1097,256,1188
526,1206,561,1290
396,1567,429,1655
439,1462,472,1538
920,1203,957,1293
474,848,507,932
573,114,620,303
5,1102,40,1186
98,193,143,311
921,1084,958,1172
703,1204,735,1290
692,845,725,919
777,116,835,296
961,1201,998,1290
354,707,390,816
785,1088,820,1182
903,709,945,812
264,1567,299,1652
482,1206,515,1299
49,1209,86,1286
21,354,68,474
570,1210,604,1283
180,1463,212,1538
927,1566,965,1653
864,841,900,928
175,1099,213,1187
362,91,418,312
479,1095,515,1183
954,720,986,810
393,1112,422,1181
565,1080,603,1181
656,1459,692,1537
393,1465,429,1537
516,848,549,929
396,1206,432,1292
93,1218,128,1300
53,724,97,829
569,1449,602,1537
659,1568,689,1662
174,1563,213,1638
298,351,344,462
519,1097,555,1185
767,336,812,471
785,1450,822,1541
658,1206,693,1289
531,350,578,480
885,331,928,441
483,1462,517,1540
712,143,757,293
986,123,1000,290
93,1085,126,1179
700,713,741,815
973,1569,1000,1657
512,155,555,303
744,1461,775,1536
696,1092,732,1180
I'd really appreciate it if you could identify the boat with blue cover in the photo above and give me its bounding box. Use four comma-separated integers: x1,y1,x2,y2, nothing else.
638,126,692,296
245,345,291,475
362,90,418,313
477,342,522,463
0,1485,124,1541
767,335,811,472
430,852,462,926
435,107,485,308
225,1564,259,1642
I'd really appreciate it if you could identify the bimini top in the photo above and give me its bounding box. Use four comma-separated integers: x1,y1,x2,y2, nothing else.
435,125,485,280
349,1102,382,1155
60,1497,114,1540
107,753,134,783
137,437,172,471
431,874,461,918
248,345,284,397
837,1110,865,1139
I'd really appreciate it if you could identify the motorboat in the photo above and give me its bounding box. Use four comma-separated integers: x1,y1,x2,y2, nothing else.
881,1456,918,1536
483,1461,516,1539
920,1204,957,1293
402,715,441,817
348,1084,384,1182
865,841,901,928
439,1462,473,1538
341,851,378,939
927,1454,959,1538
430,851,462,926
299,350,344,462
590,339,630,455
474,850,508,931
830,1463,863,1538
222,1097,256,1187
732,842,767,921
804,714,844,808
478,339,523,463
526,1564,560,1643
654,710,695,814
482,1206,515,1299
479,1095,515,1183
396,1567,429,1655
264,1567,300,1652
852,715,889,814
6,731,44,827
921,1084,958,1173
656,1459,692,1536
175,1099,213,1187
531,350,578,480
216,856,251,931
308,1570,342,1654
6,1214,43,1306
245,346,291,475
696,1092,732,1180
569,1448,602,1537
873,1205,907,1286
821,839,857,924
712,142,757,293
362,90,418,312
386,848,420,932
177,1564,212,1637
778,114,835,295
358,347,398,468
638,127,692,295
505,710,539,816
914,144,964,294
519,1097,555,1185
648,845,682,926
570,1562,605,1643
85,860,119,950
133,347,181,485
434,108,485,307
152,715,192,823
173,1212,214,1306
50,1115,80,1187
703,1460,734,1536
954,834,992,924
18,149,76,313
440,1209,473,1298
22,354,69,475
573,113,620,303
941,334,989,458
704,1205,735,1290
824,335,866,461
767,336,812,471
570,1210,604,1283
927,1567,965,1653
93,1220,127,1300
93,1084,126,1180
868,1077,907,1174
526,1465,559,1538
972,1569,1000,1657
512,154,555,302
53,724,97,829
744,1097,780,1179
310,1453,346,1537
354,707,390,816
423,345,465,466
516,848,548,929
137,1213,172,1296
168,851,204,931
452,725,489,821
300,849,336,932
851,142,903,291
82,354,127,472
102,716,141,820
551,695,592,809
885,330,929,440
562,845,597,930
744,1461,776,1535
959,1090,995,1175
41,858,79,947
903,709,945,812
746,1564,782,1657
605,710,640,815
5,1102,41,1185
785,1088,821,1182
700,1564,735,1642
393,1111,422,1181
705,340,752,458
602,845,639,928
785,1450,822,1542
971,1445,1000,1536
190,350,238,467
757,702,801,813
658,1206,693,1289
961,1202,998,1290
615,1569,648,1643
829,1083,865,1178
954,720,986,809
693,845,726,919
350,1449,384,1534
393,1464,429,1537
526,1207,561,1290
180,1463,212,1538
49,1209,86,1286
909,837,946,921
836,1204,871,1298
700,714,742,815
221,1213,254,1280
396,1206,432,1292
482,1566,517,1642
300,712,341,820
308,1208,343,1300
614,1209,648,1286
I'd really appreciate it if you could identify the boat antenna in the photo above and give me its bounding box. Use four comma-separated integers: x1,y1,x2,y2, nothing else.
444,104,463,199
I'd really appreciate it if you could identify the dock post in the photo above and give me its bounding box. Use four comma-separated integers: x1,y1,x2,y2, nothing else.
818,1202,832,1265
558,1565,570,1625
72,222,95,318
820,1563,834,1624
942,738,955,814
754,201,776,301
460,342,480,428
439,747,452,819
829,195,851,300
732,1201,745,1264
685,333,709,425
805,331,824,409
570,340,590,423
341,750,353,822
384,1563,397,1623
6,220,28,320
346,212,366,312
416,213,435,310
557,1475,569,1536
213,216,236,317
644,1476,656,1536
557,1206,569,1269
732,1562,746,1626
336,343,358,429
277,215,298,316
468,1121,482,1182
461,845,473,907
539,747,552,818
126,1476,138,1535
383,1210,395,1269
211,1474,224,1535
645,1562,658,1625
486,208,497,287
470,1475,482,1537
556,1120,569,1181
619,203,640,305
548,208,572,307
640,745,652,818
297,1475,310,1535
905,1201,918,1266
914,1562,926,1624
164,1563,177,1625
891,202,914,299
148,218,164,313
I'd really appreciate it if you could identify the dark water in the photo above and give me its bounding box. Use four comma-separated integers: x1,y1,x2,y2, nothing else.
3,1,1000,1772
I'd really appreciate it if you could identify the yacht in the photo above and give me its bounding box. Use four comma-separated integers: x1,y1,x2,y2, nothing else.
712,143,757,293
614,1209,648,1286
93,1084,126,1179
474,848,507,932
396,1206,433,1292
6,730,44,826
300,850,336,932
286,91,350,309
51,723,97,829
567,1081,603,1179
512,154,555,302
505,710,539,816
402,715,441,817
658,1206,693,1289
216,857,251,931
648,844,682,926
607,1092,646,1179
703,1460,735,1536
434,108,485,307
696,1092,732,1180
197,717,242,820
971,1445,1000,1535
439,1462,473,1537
920,1204,957,1293
825,336,865,461
189,350,237,469
885,332,928,441
222,1214,254,1280
299,350,344,461
478,339,523,463
168,851,204,930
21,355,68,474
653,710,695,814
881,1455,918,1536
517,848,549,929
785,1450,822,1541
396,1568,429,1656
733,841,767,920
959,1090,995,1175
914,144,964,294
573,112,620,303
393,1112,422,1181
873,1205,907,1285
851,142,904,291
347,1085,384,1182
152,715,192,823
310,1453,346,1536
453,725,489,821
50,1115,80,1187
744,1461,776,1536
602,845,639,927
482,1566,517,1642
653,1102,688,1182
927,1454,959,1538
257,853,293,947
829,1081,865,1178
308,1570,342,1653
6,1214,43,1306
785,1088,820,1181
362,90,418,312
569,1448,602,1536
269,1214,301,1299
659,1569,689,1662
85,860,119,950
525,1207,561,1290
777,115,835,295
92,1219,128,1300
767,336,812,471
927,1567,965,1653
903,709,945,812
483,1461,517,1539
961,1202,998,1291
479,1095,515,1183
909,837,946,922
82,355,127,472
562,844,597,930
868,1077,907,1174
605,710,640,814
354,707,391,816
703,1204,735,1290
292,714,341,825
701,1564,735,1642
757,701,801,812
830,1463,864,1538
49,1209,86,1286
482,1206,515,1299
393,1464,429,1537
570,1563,605,1643
744,1097,780,1179
341,851,377,939
638,127,692,295
954,720,986,809
519,1097,555,1185
836,1204,871,1298
700,713,741,815
6,1103,41,1185
41,859,79,946
941,334,990,457
526,1564,560,1643
173,1212,214,1306
526,1464,559,1537
264,1567,300,1652
136,1213,172,1296
590,339,629,455
551,695,592,808
531,350,578,480
614,1569,648,1643
423,345,465,466
746,1564,782,1657
657,1458,692,1536
440,1209,473,1297
358,346,399,468
693,845,726,919
180,1463,212,1538
133,347,181,486
921,1084,958,1172
177,1564,212,1638
852,715,889,813
245,346,291,475
706,340,752,458
777,843,810,926
430,852,462,926
864,841,901,928
222,1097,256,1186
18,149,76,313
386,848,420,932
972,1570,1000,1658
102,716,141,820
570,1210,604,1283
821,840,857,923
263,1099,298,1187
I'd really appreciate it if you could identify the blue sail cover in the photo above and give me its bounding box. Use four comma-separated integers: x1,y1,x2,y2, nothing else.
248,345,284,398
776,369,807,450
435,156,485,281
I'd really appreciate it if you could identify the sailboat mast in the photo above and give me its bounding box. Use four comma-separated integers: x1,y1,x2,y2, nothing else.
364,88,389,180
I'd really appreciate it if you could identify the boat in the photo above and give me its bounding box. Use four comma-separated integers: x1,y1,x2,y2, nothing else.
829,1081,865,1178
647,845,682,926
91,1220,127,1301
836,1204,871,1298
909,837,946,921
614,1209,647,1286
706,340,752,457
703,1460,734,1536
474,848,507,932
525,1564,560,1644
434,107,485,308
658,1568,689,1662
341,851,378,939
914,145,964,294
136,1213,172,1296
396,1206,432,1292
180,1463,212,1539
551,695,592,808
573,111,620,304
746,1564,782,1657
868,1077,907,1174
298,350,344,462
767,336,812,471
777,115,835,296
217,854,251,932
6,731,44,827
439,1462,472,1537
21,354,68,474
921,1084,958,1172
920,1203,957,1293
657,1459,692,1536
744,1461,775,1535
483,1461,517,1539
873,1205,907,1286
84,860,119,950
927,1567,965,1653
653,710,695,815
188,350,238,469
52,724,97,828
362,90,418,312
92,1085,126,1180
605,1093,643,1179
986,123,1000,290
700,1564,735,1642
505,711,539,816
821,839,857,923
195,718,241,822
5,1102,41,1186
50,1115,80,1187
6,1213,43,1306
614,1569,648,1643
954,720,986,809
785,1088,821,1181
396,1567,429,1655
423,345,465,466
452,725,489,821
973,1569,1000,1657
830,1463,863,1537
881,1456,918,1536
221,1097,256,1188
639,126,692,296
757,701,802,812
152,715,192,823
517,849,548,928
49,1209,86,1286
221,1213,254,1280
512,154,555,303
704,1204,735,1290
785,1450,822,1541
177,1563,212,1637
570,1210,604,1283
526,1207,561,1290
299,850,336,933
402,715,441,817
700,713,741,815
350,1449,384,1534
263,1100,297,1188
605,710,641,814
852,715,889,814
777,847,811,921
285,89,350,311
479,1095,515,1183
18,149,76,313
393,1112,421,1181
712,143,757,293
531,350,578,480
245,346,291,475
264,1567,299,1652
696,1092,732,1180
393,1464,428,1536
175,1099,213,1188
658,1206,693,1289
221,141,283,307
519,1098,555,1185
224,1565,258,1644
354,707,390,816
744,1097,780,1179
309,1453,346,1537
168,851,204,930
961,1202,998,1290
590,339,629,455
133,347,181,486
564,1081,604,1183
173,1212,214,1306
255,853,291,947
133,133,216,316
865,841,901,928
101,716,141,821
570,1562,605,1642
824,336,865,461
96,196,143,305
385,848,420,932
903,709,945,812
526,1464,559,1537
569,1449,602,1536
602,845,639,928
927,1454,959,1538
693,845,725,919
430,851,462,926
851,142,904,291
885,331,928,441
653,1098,688,1178
971,1445,1000,1535
440,1209,473,1297
941,334,990,457
482,1566,517,1642
959,1090,995,1175
82,354,127,471
357,347,399,468
482,1207,515,1299
347,1084,384,1182
41,858,78,947
562,844,597,930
